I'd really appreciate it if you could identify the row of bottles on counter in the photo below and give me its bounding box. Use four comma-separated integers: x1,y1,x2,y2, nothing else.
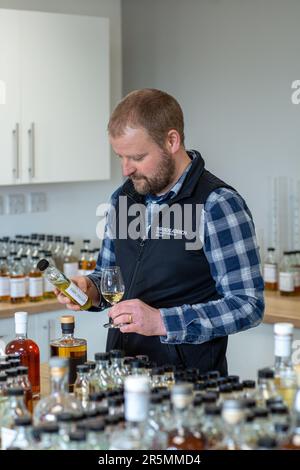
1,314,300,450
263,248,300,295
0,234,98,303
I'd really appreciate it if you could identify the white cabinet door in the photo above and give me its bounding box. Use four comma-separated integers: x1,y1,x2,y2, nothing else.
0,10,21,185
20,11,110,184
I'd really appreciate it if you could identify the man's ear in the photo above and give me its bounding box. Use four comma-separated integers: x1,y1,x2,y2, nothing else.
165,129,181,154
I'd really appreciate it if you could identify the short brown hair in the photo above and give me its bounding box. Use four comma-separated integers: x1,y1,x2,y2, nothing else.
108,88,185,148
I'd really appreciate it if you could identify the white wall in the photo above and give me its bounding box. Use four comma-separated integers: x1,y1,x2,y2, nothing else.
122,0,300,254
0,0,122,246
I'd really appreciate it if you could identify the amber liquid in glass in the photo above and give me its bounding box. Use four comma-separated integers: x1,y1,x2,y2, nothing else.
29,271,44,302
264,281,278,291
0,274,10,302
5,339,40,396
50,343,87,392
168,428,206,450
10,274,27,303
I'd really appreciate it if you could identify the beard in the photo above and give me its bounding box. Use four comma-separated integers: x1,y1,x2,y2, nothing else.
130,151,176,195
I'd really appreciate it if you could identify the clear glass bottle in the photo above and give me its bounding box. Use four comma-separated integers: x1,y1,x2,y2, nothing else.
91,352,114,391
256,368,277,406
167,383,206,450
280,366,300,449
8,416,35,449
37,258,92,310
74,364,90,409
279,251,295,296
10,257,26,303
0,256,10,302
28,256,44,302
263,247,278,291
109,350,126,388
273,323,297,408
86,419,108,450
110,375,164,450
213,400,248,450
63,241,78,278
5,312,40,397
1,387,30,450
50,315,87,392
33,357,82,424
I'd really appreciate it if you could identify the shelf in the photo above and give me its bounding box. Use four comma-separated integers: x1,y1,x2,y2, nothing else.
0,298,62,319
264,291,300,328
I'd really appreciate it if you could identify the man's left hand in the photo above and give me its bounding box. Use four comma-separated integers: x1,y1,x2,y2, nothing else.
108,299,167,336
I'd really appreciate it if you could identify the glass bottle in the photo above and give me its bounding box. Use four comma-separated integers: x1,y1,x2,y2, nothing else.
43,252,57,299
109,350,126,388
213,400,247,450
167,383,206,450
74,364,90,409
8,416,35,450
78,249,88,276
1,387,30,450
280,366,300,449
273,323,297,408
33,357,82,424
63,241,78,278
37,258,92,310
10,257,26,303
28,256,44,302
50,315,87,392
110,375,165,450
5,312,40,397
279,252,295,296
87,250,96,274
91,352,114,391
263,247,278,291
0,256,10,302
256,368,277,406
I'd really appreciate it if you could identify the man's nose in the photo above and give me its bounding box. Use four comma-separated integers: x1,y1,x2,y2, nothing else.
122,160,136,177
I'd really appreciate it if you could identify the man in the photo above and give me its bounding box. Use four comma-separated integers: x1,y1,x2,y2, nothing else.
56,88,264,374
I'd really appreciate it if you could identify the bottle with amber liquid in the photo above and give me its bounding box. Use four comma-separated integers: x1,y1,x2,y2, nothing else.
50,315,87,392
0,256,10,302
280,366,300,449
167,383,206,450
10,257,26,304
28,256,44,302
37,259,92,310
279,252,295,296
5,312,40,397
263,247,278,291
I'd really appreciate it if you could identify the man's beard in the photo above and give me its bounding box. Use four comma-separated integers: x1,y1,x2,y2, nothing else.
130,151,176,195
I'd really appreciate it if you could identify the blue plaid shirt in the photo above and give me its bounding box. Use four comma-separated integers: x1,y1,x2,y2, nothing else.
88,150,264,344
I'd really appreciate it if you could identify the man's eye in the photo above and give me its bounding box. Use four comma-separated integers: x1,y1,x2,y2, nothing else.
133,155,146,162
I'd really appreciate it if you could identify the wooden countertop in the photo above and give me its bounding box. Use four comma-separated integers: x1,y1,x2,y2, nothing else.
264,291,300,328
0,298,62,319
1,291,299,327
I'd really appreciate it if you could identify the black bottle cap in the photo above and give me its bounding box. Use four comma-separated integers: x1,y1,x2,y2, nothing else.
56,412,74,422
14,417,32,426
6,387,24,396
257,436,278,449
89,392,105,402
37,259,49,271
242,380,256,389
86,419,105,432
0,373,7,382
109,349,123,359
94,352,110,361
193,395,203,407
204,405,221,416
258,368,274,379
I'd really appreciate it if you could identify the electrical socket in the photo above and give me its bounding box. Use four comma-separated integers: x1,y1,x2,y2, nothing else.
0,195,4,215
8,194,26,215
29,192,47,213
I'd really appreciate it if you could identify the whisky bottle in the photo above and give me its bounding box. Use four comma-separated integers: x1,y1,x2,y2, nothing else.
0,256,10,302
273,322,297,408
63,241,78,278
37,258,92,310
263,247,278,291
50,315,87,391
33,357,82,425
78,249,88,276
5,312,40,397
167,383,206,450
28,256,44,302
10,257,26,304
74,364,90,409
279,252,295,296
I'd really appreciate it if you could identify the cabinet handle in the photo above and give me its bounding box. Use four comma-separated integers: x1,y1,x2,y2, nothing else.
12,123,20,179
28,122,35,178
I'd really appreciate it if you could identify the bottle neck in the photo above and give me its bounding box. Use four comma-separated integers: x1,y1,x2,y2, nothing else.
61,332,74,340
15,332,27,340
50,373,68,394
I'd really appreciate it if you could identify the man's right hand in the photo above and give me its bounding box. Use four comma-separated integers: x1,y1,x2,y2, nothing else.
54,276,100,311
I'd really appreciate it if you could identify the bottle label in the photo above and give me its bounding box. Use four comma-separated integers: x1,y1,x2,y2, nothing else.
1,427,17,450
279,272,294,292
125,391,149,422
263,264,277,283
10,277,26,298
29,277,43,297
65,281,88,306
63,262,78,278
275,336,292,357
44,277,54,293
0,276,10,296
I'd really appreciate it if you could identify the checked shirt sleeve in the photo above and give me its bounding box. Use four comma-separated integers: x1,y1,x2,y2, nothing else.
159,188,265,344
